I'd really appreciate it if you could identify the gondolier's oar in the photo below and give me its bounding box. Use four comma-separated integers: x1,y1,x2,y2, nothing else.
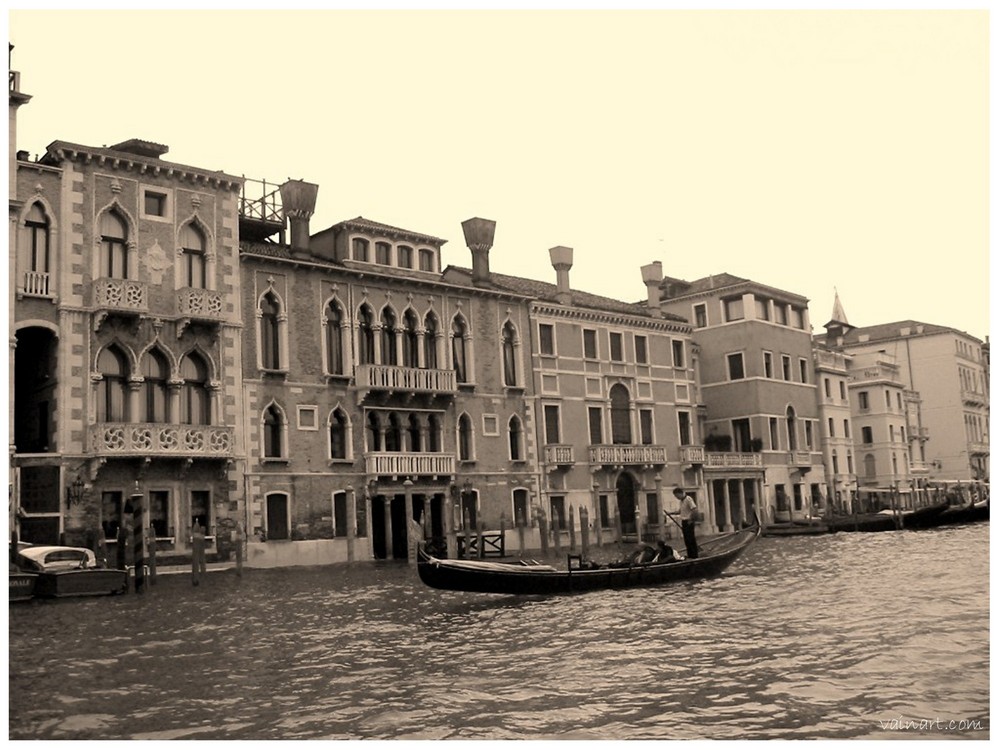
663,509,684,533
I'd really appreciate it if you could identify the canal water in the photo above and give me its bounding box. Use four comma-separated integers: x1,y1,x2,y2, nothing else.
8,522,989,740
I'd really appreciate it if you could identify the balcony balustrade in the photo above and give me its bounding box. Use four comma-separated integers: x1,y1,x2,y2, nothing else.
679,445,705,465
21,271,51,297
177,287,225,321
364,452,456,478
356,364,456,396
789,451,813,467
588,444,668,466
90,423,234,457
93,278,149,318
961,388,986,407
544,444,575,465
704,452,764,469
910,461,931,474
969,441,990,456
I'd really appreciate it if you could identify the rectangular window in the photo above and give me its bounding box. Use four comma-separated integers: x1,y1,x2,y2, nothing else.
333,491,348,538
397,246,413,268
732,418,752,452
645,492,659,524
539,324,555,356
352,238,369,262
799,359,809,383
297,405,318,431
897,392,903,410
859,391,870,410
149,490,170,538
599,495,610,527
671,340,685,368
793,484,804,511
839,381,846,400
774,304,788,326
754,297,769,320
862,426,873,444
727,352,745,380
828,417,835,437
724,297,744,322
824,378,831,397
355,494,368,537
375,242,392,265
588,406,603,445
791,307,805,329
639,409,654,445
418,249,435,272
693,303,707,328
763,351,774,378
769,417,780,451
544,404,561,444
847,453,854,474
885,390,892,408
609,332,624,362
889,425,895,441
805,421,814,450
678,411,692,446
843,419,850,438
781,355,791,381
635,335,648,365
143,190,167,217
583,329,598,359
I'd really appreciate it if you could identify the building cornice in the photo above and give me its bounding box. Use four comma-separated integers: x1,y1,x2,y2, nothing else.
531,301,693,334
666,280,810,306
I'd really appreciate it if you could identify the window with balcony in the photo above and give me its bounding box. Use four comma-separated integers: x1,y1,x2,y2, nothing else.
398,245,413,268
358,305,376,365
763,351,774,378
424,312,439,369
263,404,284,458
352,238,369,262
727,352,745,380
452,315,469,384
428,414,442,452
384,413,403,452
544,404,561,444
610,384,632,444
502,321,519,386
732,418,752,452
419,248,436,272
180,223,207,289
329,407,350,460
97,345,129,422
508,415,523,461
538,323,555,356
583,329,598,359
862,426,873,444
19,202,50,296
458,413,474,461
723,297,744,322
610,332,624,362
408,414,422,451
588,406,603,445
100,210,128,279
180,353,210,426
381,307,398,366
402,310,420,368
259,292,282,370
366,412,382,452
678,410,692,445
375,241,392,265
141,349,170,423
325,300,344,375
693,303,707,328
639,409,654,445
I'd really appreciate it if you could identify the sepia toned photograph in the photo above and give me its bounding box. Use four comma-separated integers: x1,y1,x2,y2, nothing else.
6,7,989,741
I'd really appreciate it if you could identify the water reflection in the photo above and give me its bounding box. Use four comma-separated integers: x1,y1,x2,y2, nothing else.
9,523,989,739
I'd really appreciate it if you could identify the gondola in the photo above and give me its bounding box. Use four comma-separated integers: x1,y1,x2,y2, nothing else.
417,516,760,595
826,501,950,533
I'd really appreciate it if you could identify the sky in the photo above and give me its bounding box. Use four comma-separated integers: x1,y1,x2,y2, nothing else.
7,8,991,340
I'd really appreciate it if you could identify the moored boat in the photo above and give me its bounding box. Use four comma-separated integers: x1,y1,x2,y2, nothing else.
762,522,830,537
15,546,128,598
9,570,38,602
417,517,760,595
826,501,951,533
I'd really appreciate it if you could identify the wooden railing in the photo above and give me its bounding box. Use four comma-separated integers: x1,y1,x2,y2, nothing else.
90,423,234,457
588,444,668,465
355,364,456,394
364,452,456,477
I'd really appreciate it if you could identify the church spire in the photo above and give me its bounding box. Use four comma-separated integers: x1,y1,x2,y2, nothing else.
828,288,849,327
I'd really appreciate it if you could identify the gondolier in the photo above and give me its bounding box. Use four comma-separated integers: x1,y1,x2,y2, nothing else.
674,487,700,559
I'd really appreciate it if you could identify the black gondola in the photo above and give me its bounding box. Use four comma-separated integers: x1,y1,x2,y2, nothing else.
416,517,760,595
826,500,950,533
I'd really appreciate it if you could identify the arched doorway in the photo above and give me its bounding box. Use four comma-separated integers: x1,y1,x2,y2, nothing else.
615,472,638,536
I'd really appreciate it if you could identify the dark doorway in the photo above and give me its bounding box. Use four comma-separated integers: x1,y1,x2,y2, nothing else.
14,326,57,454
615,473,638,535
266,494,289,540
371,498,387,559
390,494,407,559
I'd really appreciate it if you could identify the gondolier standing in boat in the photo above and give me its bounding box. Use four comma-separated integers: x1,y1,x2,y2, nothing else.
674,487,700,559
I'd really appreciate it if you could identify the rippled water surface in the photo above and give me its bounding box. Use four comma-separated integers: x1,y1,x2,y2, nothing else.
8,523,989,740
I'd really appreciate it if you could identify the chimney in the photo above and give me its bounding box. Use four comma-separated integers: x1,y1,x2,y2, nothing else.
461,217,496,286
279,179,319,256
640,261,663,317
549,246,573,305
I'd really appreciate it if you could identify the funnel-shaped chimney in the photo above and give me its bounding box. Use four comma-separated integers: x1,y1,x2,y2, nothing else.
279,179,319,254
549,246,573,305
640,261,663,317
462,217,496,285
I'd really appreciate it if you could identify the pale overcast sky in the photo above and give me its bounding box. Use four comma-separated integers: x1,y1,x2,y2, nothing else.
7,9,990,340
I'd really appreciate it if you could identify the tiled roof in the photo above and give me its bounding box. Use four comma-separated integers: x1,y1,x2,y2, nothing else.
838,320,964,344
444,266,687,322
42,140,242,185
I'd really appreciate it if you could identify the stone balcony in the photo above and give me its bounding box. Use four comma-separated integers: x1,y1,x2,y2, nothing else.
177,287,225,321
544,444,575,466
19,270,52,298
704,452,764,469
90,422,234,457
588,444,668,466
355,364,456,397
679,445,705,465
789,451,813,468
364,451,456,479
92,277,148,330
910,461,931,474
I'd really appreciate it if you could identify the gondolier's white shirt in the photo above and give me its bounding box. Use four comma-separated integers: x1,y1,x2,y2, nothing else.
679,495,697,522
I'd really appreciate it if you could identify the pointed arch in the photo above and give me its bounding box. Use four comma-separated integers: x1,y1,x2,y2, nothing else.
402,308,420,368
177,218,209,289
380,304,398,366
95,198,137,280
451,312,469,384
501,318,519,387
328,404,353,460
423,309,440,369
96,342,131,422
262,400,287,459
357,302,376,365
179,350,211,425
322,294,348,375
17,197,58,297
257,286,286,370
140,345,172,423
